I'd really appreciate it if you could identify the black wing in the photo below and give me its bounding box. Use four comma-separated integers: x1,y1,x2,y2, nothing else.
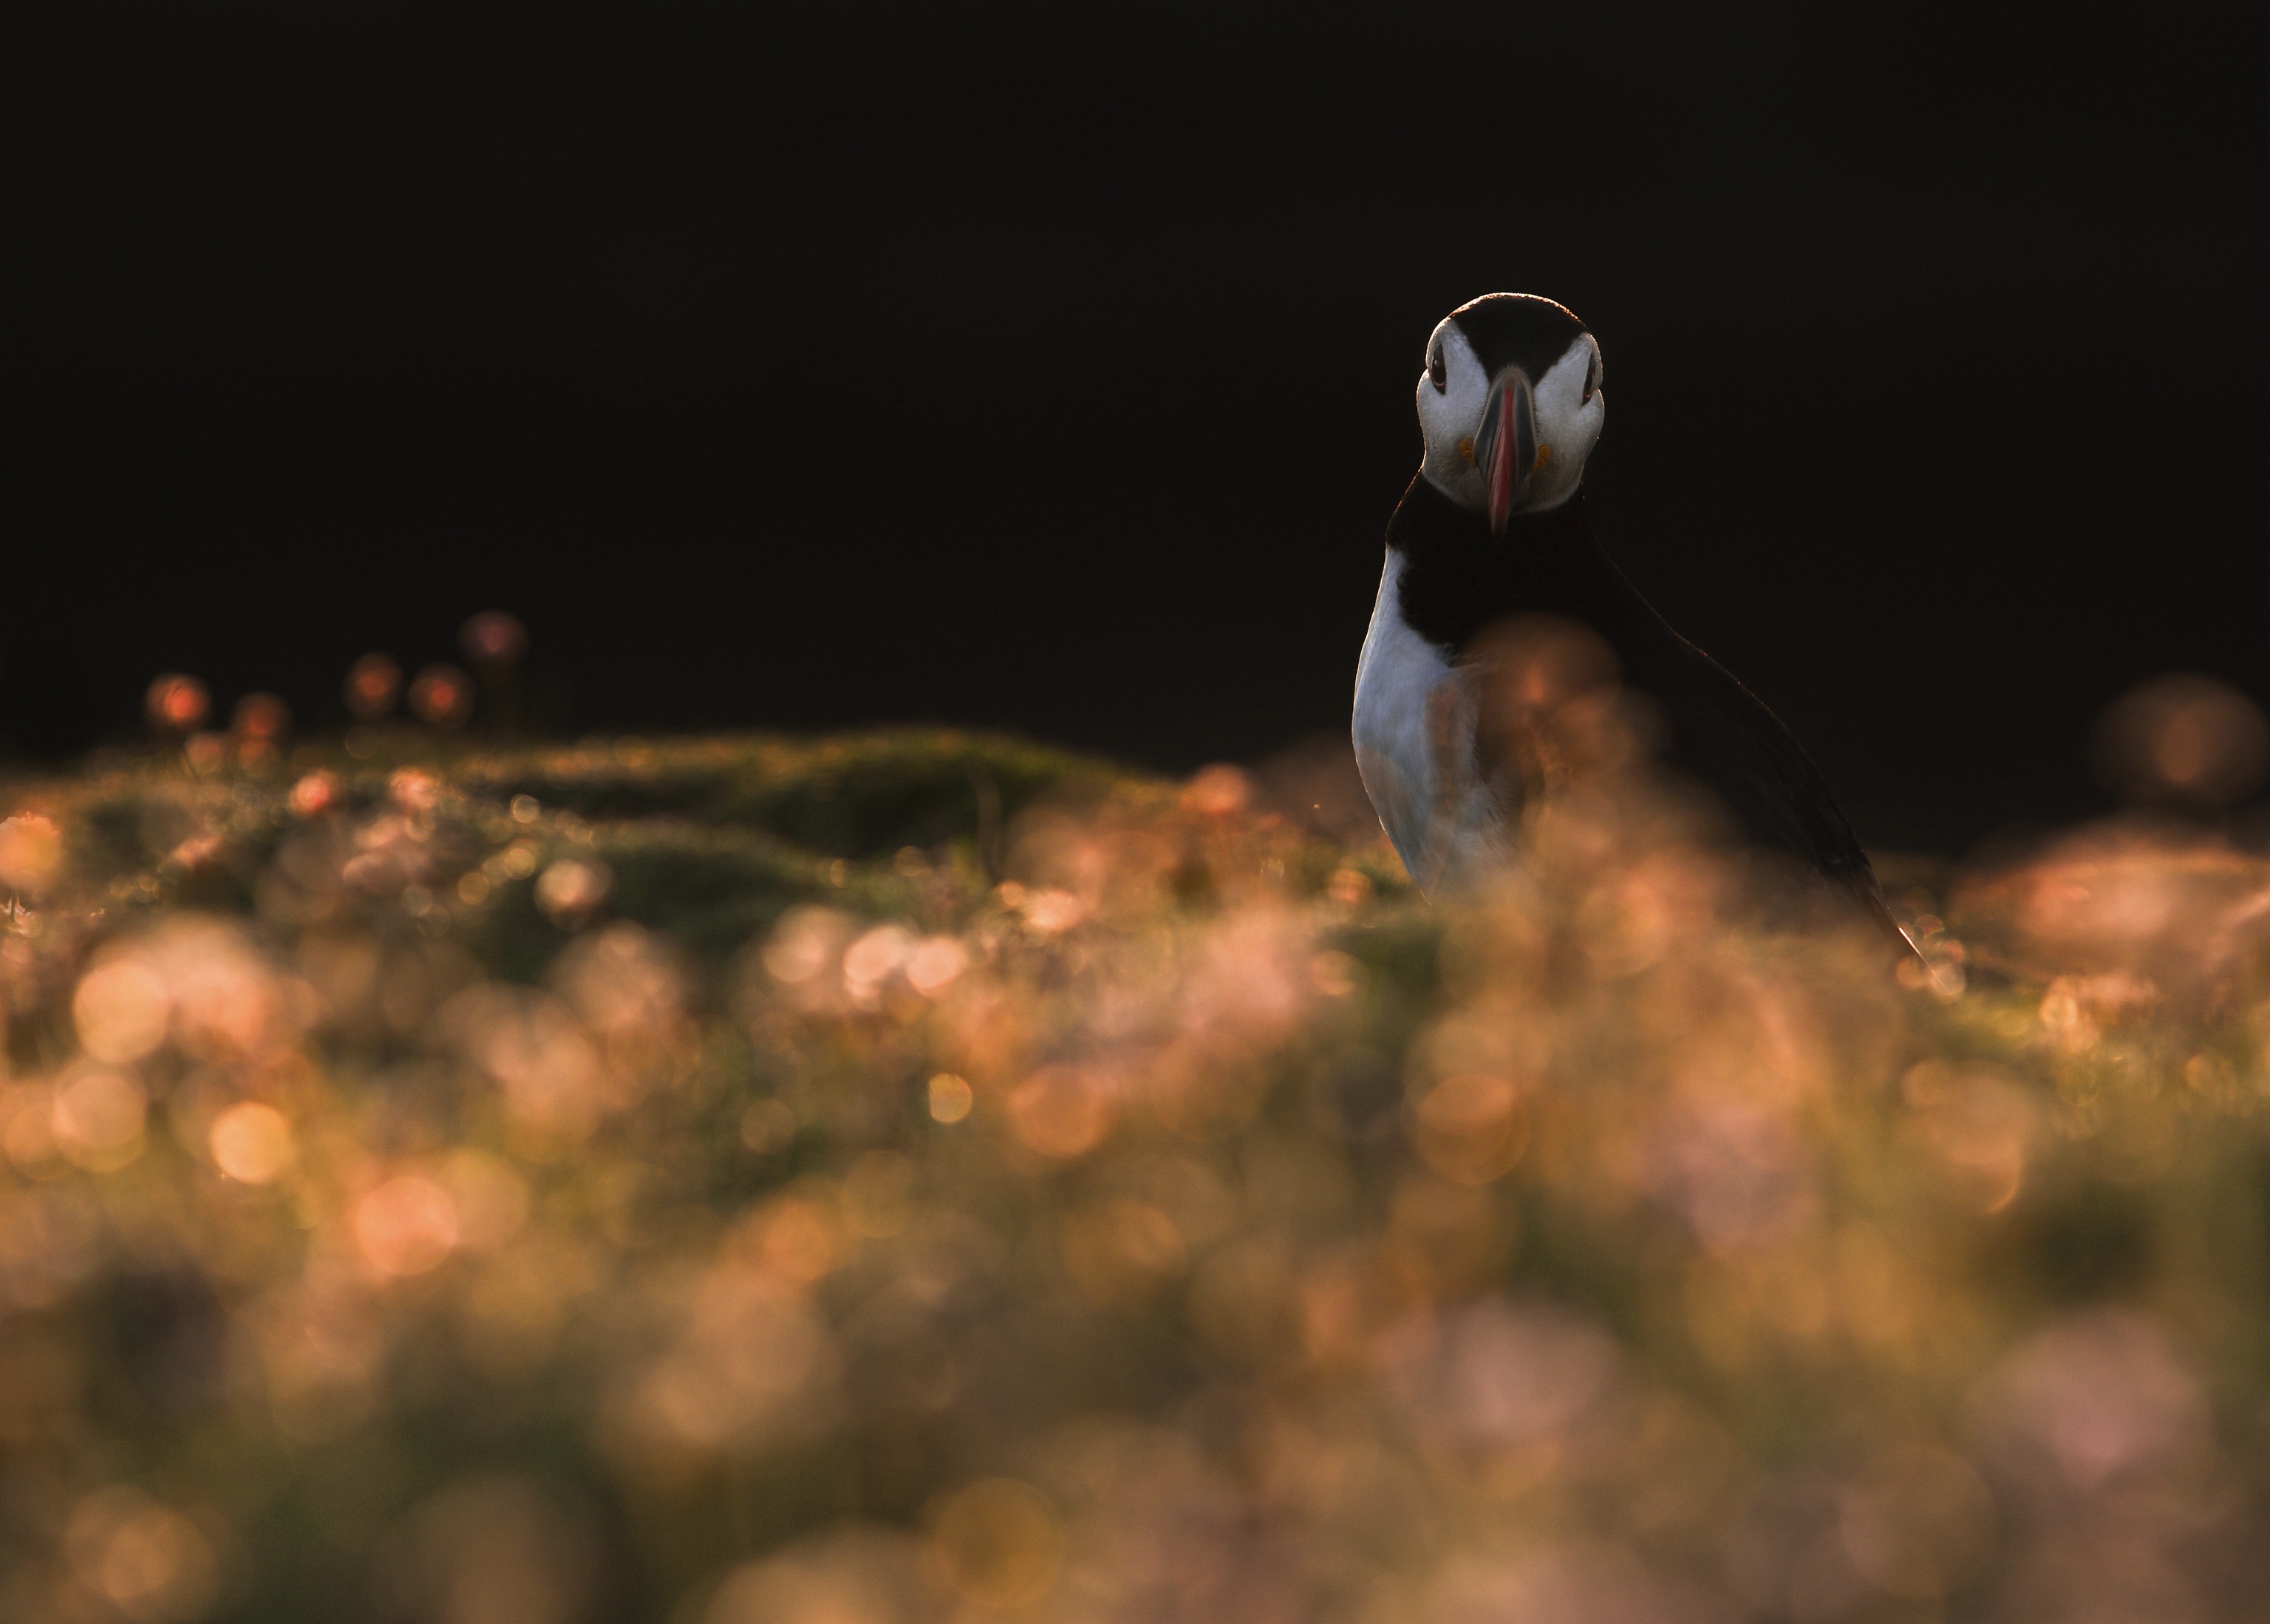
1637,633,1911,950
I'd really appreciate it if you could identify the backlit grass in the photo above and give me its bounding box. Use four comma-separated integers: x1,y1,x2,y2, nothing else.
4,727,2269,1623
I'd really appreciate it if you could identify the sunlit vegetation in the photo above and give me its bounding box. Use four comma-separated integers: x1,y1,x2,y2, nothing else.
6,714,2270,1623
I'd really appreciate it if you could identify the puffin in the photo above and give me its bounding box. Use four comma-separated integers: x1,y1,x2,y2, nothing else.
1352,292,1910,950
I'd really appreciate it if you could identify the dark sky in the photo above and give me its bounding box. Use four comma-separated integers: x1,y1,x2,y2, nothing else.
6,2,2263,854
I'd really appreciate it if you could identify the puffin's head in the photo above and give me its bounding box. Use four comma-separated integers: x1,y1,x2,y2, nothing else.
1417,293,1603,533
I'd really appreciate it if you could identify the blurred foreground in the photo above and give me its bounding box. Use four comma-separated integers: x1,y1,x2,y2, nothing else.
4,729,2270,1623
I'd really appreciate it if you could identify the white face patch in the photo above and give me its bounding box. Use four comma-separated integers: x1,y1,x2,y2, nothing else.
1417,323,1605,517
1417,321,1490,506
1524,335,1605,511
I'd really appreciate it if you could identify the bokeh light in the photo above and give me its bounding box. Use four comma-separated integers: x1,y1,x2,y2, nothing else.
460,610,528,668
232,691,290,740
50,1066,148,1172
355,1175,461,1276
287,770,341,816
344,652,403,720
64,1486,220,1623
0,812,64,894
209,1102,295,1184
144,673,209,733
927,1478,1063,1608
926,1073,972,1123
2092,672,2269,806
533,858,611,927
408,664,474,729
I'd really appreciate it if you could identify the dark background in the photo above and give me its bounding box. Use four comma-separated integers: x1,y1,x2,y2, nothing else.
5,3,2262,855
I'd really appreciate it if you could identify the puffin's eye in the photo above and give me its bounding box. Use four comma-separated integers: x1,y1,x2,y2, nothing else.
1582,350,1601,404
1427,346,1447,392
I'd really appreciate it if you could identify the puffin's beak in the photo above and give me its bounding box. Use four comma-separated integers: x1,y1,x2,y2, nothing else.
1476,369,1537,536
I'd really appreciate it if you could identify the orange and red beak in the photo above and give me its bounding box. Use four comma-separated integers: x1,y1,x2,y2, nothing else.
1475,369,1538,535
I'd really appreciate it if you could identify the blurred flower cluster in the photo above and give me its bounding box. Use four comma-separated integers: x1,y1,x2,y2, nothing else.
7,723,2270,1623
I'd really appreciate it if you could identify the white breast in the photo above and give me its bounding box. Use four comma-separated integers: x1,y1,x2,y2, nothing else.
1351,552,1508,893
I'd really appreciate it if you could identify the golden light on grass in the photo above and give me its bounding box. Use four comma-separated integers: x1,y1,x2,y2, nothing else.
1026,886,1091,934
183,732,228,775
397,1475,589,1624
534,859,612,927
762,906,845,984
51,1067,148,1172
1,1085,61,1171
740,1097,797,1152
751,1190,844,1289
1005,1064,1115,1159
1409,1071,1529,1185
630,1270,834,1454
927,1478,1063,1609
286,770,340,816
1309,947,1360,995
1181,763,1252,816
841,924,913,995
703,1532,923,1624
355,1174,461,1276
0,812,64,893
1061,1195,1186,1303
902,935,967,996
925,1072,972,1123
1901,1060,2036,1212
13,716,2270,1617
64,1487,221,1624
1837,1444,1997,1601
453,986,611,1141
386,765,441,813
72,956,170,1062
842,1151,915,1238
208,1101,294,1184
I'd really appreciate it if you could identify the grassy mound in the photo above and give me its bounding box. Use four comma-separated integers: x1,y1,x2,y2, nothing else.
2,729,2266,1622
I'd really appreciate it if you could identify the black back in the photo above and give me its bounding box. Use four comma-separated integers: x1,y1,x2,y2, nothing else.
1388,475,1906,946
